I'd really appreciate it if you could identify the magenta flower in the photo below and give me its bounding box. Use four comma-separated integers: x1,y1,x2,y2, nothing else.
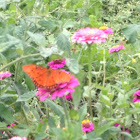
7,123,15,128
66,93,73,101
1,123,15,134
114,123,130,133
109,44,125,54
0,71,12,80
72,27,108,44
48,59,66,69
8,136,27,140
99,26,113,35
36,73,80,101
82,119,94,133
133,90,140,102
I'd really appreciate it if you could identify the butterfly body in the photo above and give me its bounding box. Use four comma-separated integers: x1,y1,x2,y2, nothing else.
23,64,71,89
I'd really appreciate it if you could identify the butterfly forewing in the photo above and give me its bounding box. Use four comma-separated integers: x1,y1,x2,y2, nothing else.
23,64,72,89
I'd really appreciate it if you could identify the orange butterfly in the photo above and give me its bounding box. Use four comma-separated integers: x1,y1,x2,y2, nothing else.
22,64,72,89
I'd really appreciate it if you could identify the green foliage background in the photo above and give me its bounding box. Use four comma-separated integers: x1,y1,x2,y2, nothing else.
0,0,140,140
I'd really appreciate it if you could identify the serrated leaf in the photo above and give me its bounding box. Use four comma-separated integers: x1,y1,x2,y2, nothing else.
57,33,71,55
0,103,14,123
16,91,35,102
27,31,48,47
122,24,140,43
66,58,79,74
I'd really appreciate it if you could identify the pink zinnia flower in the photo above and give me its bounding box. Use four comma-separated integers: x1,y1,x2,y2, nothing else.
82,119,94,133
66,93,73,101
72,27,108,44
8,136,27,140
99,26,113,35
36,73,80,101
0,71,12,80
114,123,130,133
109,44,125,54
133,90,140,102
48,59,66,69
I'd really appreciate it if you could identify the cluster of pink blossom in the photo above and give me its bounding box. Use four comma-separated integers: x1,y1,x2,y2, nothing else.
114,123,130,133
109,44,125,53
0,71,12,80
36,75,79,101
82,119,94,133
8,136,27,140
133,90,140,102
48,58,66,69
99,26,113,35
72,27,109,44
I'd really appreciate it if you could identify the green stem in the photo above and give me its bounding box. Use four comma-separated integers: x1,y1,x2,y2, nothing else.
22,106,29,126
15,62,20,82
103,49,106,87
88,46,93,123
117,53,126,79
60,98,70,127
0,53,40,71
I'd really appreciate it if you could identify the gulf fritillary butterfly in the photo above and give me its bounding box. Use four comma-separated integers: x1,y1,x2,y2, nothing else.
22,64,72,89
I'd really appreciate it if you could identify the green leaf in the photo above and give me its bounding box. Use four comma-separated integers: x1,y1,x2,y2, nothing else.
14,128,31,137
0,0,7,9
27,31,48,47
0,103,14,123
99,95,111,106
96,121,116,136
0,53,7,64
122,24,140,43
0,34,20,53
0,122,7,128
78,103,87,121
66,58,79,74
38,19,57,31
45,99,64,116
57,33,71,56
69,109,79,120
40,45,63,58
35,132,48,140
16,91,35,102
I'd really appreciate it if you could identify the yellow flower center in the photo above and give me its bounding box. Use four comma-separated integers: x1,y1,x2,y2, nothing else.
99,26,108,30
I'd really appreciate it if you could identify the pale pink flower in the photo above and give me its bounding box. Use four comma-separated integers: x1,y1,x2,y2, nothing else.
8,136,27,140
82,119,94,133
36,73,80,101
66,93,73,101
72,27,108,44
48,59,66,69
114,123,130,133
0,71,12,80
99,26,113,35
109,44,125,53
133,90,140,102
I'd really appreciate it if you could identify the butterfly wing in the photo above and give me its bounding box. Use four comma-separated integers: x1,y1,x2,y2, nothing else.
23,64,72,89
